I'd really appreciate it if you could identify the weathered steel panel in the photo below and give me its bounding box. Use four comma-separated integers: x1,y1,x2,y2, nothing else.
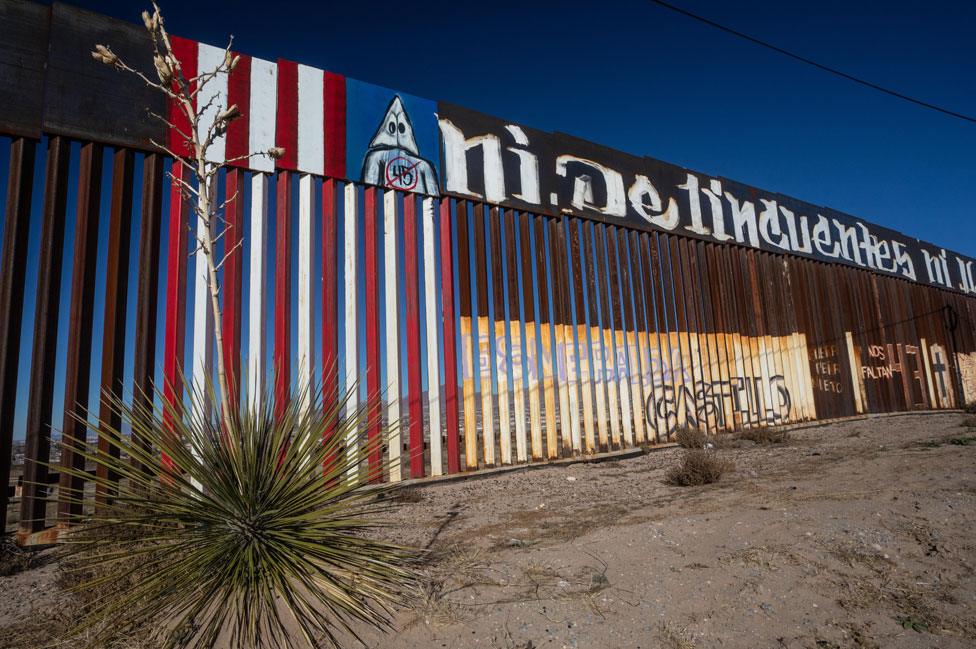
535,217,558,458
521,214,544,458
473,204,495,465
0,1,49,138
506,209,529,461
44,3,166,149
20,137,70,533
95,148,134,504
0,138,36,532
131,153,163,470
455,201,477,468
488,206,513,463
570,219,597,452
58,142,103,519
552,219,580,452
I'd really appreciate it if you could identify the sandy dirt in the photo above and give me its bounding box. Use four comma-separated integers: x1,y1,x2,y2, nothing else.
2,412,975,648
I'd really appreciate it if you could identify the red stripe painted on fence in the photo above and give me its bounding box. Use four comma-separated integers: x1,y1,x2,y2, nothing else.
167,37,197,156
403,197,424,477
322,179,338,393
222,169,243,408
363,188,382,481
440,200,460,474
324,72,346,180
274,170,291,417
224,53,251,166
162,163,189,470
322,179,338,471
275,60,298,171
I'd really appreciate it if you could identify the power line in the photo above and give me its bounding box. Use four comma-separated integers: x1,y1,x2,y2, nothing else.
647,0,976,124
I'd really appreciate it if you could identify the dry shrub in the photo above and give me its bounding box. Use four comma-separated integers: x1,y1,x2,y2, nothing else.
658,621,696,648
0,538,38,577
0,533,163,649
737,427,789,445
673,426,708,449
666,449,732,486
964,402,976,414
384,486,424,504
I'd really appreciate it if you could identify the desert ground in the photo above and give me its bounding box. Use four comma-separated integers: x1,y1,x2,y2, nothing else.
2,411,975,648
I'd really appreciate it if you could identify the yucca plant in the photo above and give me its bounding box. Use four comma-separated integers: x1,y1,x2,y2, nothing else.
64,7,416,648
55,378,416,649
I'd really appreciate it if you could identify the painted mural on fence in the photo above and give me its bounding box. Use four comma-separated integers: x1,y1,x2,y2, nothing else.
67,24,972,295
835,337,976,414
43,17,972,295
11,11,971,292
456,315,818,443
453,312,971,452
435,104,976,295
346,80,440,196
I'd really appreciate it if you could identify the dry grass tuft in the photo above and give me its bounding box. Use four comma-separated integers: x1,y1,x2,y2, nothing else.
658,621,696,648
0,537,163,649
673,426,708,449
666,450,732,486
0,538,40,578
385,486,425,504
737,427,790,445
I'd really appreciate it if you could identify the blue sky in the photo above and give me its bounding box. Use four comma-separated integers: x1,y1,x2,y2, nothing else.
73,0,975,255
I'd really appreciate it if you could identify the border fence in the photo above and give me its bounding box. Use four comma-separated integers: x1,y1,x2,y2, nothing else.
2,0,975,540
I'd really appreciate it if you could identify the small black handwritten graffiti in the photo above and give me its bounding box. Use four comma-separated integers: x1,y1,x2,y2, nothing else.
646,375,792,434
384,156,420,191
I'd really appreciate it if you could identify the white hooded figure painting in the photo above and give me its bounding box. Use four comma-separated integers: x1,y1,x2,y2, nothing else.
361,95,440,196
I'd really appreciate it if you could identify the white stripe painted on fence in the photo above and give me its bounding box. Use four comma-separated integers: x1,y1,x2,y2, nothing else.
297,174,314,407
422,198,443,476
196,43,228,165
496,309,512,464
296,64,324,176
605,329,622,445
592,326,609,448
191,212,213,402
554,321,572,454
617,330,635,446
247,173,268,408
628,329,647,444
511,321,528,462
526,319,542,459
383,191,402,482
578,324,596,452
344,183,359,476
249,58,277,173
